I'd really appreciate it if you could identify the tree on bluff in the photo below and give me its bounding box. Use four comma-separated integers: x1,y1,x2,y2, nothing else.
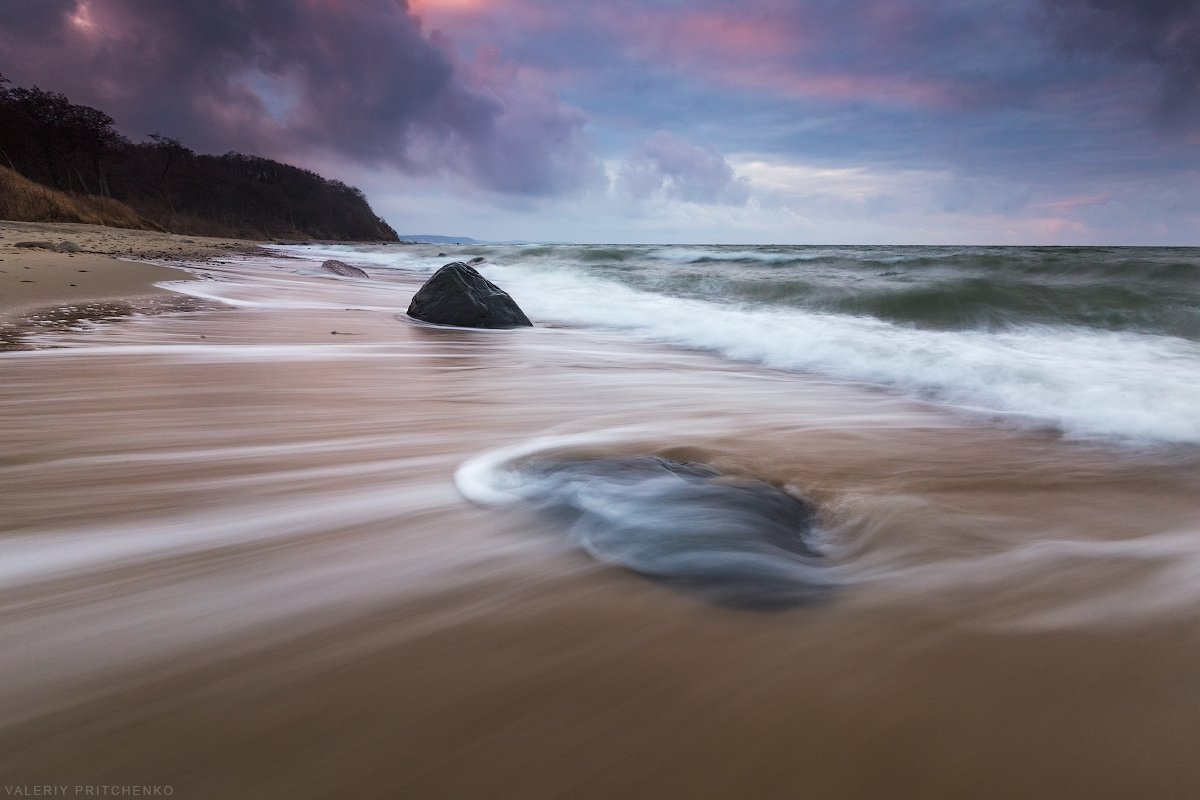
0,79,124,196
0,75,397,241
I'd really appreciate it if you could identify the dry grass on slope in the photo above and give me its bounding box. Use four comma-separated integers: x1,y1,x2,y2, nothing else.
0,166,147,229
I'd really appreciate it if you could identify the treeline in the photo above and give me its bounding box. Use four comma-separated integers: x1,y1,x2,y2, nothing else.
0,75,398,241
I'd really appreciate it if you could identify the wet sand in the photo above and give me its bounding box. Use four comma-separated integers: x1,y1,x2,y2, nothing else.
0,220,262,325
2,254,1199,798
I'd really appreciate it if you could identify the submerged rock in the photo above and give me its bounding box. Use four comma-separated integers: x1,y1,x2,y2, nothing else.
467,256,486,265
321,259,369,278
505,455,828,608
407,262,532,329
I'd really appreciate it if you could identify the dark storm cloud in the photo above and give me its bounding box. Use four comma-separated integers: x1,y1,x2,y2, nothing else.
0,0,600,195
1040,0,1200,126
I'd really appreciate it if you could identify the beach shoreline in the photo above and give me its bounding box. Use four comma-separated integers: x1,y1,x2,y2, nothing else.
0,220,268,327
2,240,1199,798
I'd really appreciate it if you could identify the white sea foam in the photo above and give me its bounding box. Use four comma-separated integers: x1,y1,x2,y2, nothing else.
185,247,1200,445
0,481,452,588
846,523,1200,628
481,264,1200,444
266,243,453,272
650,246,826,264
4,342,401,362
455,426,665,506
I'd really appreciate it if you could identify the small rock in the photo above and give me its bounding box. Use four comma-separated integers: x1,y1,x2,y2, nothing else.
321,259,369,279
14,241,54,249
55,241,82,253
467,256,486,265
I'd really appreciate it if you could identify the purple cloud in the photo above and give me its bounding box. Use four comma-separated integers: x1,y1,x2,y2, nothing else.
0,0,600,195
618,132,750,205
1040,0,1200,127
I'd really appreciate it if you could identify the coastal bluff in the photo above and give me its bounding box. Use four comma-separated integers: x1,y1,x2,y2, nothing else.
0,79,397,242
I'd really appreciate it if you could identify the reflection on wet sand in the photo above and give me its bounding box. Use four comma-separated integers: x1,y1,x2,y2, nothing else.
2,262,1199,798
0,294,217,351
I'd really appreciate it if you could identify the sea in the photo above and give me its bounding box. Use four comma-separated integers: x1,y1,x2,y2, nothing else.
3,243,1200,798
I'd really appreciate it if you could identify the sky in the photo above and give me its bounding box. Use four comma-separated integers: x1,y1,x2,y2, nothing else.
1,0,1198,244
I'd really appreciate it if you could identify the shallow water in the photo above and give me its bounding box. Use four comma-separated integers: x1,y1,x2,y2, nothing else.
2,249,1199,798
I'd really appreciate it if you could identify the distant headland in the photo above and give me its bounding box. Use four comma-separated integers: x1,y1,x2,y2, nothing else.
0,75,398,242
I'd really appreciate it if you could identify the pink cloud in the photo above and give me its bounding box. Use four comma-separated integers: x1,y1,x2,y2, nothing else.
1032,193,1113,215
1026,216,1090,239
597,5,968,110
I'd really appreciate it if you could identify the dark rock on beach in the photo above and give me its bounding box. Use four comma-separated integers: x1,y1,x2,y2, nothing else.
511,455,828,609
407,262,532,329
321,259,369,279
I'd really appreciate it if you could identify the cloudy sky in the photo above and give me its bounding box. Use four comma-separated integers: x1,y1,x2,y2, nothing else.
2,0,1197,244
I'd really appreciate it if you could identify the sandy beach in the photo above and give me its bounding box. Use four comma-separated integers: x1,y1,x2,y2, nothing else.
0,221,263,328
2,239,1198,798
